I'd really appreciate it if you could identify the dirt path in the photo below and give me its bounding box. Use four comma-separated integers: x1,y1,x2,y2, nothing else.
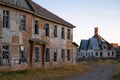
68,64,116,80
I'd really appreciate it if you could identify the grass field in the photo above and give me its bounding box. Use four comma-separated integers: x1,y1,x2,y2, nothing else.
0,62,92,80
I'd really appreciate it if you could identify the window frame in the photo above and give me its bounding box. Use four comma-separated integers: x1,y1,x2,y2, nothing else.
46,48,50,62
35,47,40,62
61,27,65,39
61,49,65,61
45,23,49,37
2,45,10,64
54,49,57,62
67,29,70,40
67,49,70,61
3,10,10,28
34,20,39,35
54,25,57,38
20,14,27,31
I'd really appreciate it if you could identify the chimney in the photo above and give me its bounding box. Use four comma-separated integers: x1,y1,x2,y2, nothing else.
95,27,98,35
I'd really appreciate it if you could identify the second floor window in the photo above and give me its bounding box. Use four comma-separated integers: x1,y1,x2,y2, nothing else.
45,23,49,37
61,27,65,39
54,26,57,37
3,10,10,28
34,20,39,34
20,15,26,31
67,29,70,40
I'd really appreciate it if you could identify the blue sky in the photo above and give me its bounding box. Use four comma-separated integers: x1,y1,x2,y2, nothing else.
33,0,120,45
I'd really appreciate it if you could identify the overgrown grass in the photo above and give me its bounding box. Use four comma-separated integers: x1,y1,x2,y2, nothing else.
0,62,92,80
112,64,120,80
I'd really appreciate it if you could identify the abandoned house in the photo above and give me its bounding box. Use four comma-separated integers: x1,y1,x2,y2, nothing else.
0,0,76,70
78,27,116,60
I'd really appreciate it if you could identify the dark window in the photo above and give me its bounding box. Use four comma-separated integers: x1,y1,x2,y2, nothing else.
67,29,70,40
108,52,110,56
46,48,50,62
45,23,49,37
112,52,114,56
20,15,26,31
34,20,39,34
35,47,40,62
67,49,70,61
54,49,57,62
100,52,102,57
3,10,10,28
61,49,65,61
2,45,10,64
20,46,27,63
54,26,57,37
96,52,98,56
61,27,65,39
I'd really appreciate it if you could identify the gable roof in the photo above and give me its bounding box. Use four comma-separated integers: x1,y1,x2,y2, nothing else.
0,0,75,28
30,1,75,28
80,40,89,50
89,38,100,50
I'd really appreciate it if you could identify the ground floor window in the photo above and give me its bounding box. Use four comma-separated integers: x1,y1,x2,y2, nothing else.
20,46,27,64
2,45,10,64
67,49,70,61
112,52,114,56
61,49,65,61
96,52,98,56
46,48,50,62
54,49,57,62
35,47,40,62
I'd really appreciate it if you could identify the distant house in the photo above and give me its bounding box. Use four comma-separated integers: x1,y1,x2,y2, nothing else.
0,0,76,70
78,27,116,60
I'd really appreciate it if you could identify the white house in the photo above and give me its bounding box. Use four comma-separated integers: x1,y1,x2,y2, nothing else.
78,27,116,59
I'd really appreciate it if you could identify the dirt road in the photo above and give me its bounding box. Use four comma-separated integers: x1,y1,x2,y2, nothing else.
68,64,116,80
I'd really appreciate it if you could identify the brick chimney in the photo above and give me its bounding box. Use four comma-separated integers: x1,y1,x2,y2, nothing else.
95,27,98,35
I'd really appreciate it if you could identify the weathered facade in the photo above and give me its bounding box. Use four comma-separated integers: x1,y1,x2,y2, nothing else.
78,28,116,60
0,0,75,70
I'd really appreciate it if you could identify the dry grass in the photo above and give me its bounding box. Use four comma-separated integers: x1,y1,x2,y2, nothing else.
112,64,120,80
0,62,92,80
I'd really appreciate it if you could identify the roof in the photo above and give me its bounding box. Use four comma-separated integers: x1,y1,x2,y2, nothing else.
80,40,89,50
72,42,79,47
0,0,75,28
30,0,76,28
89,38,100,50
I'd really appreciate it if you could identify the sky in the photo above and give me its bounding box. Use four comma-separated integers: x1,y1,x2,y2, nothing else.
33,0,120,45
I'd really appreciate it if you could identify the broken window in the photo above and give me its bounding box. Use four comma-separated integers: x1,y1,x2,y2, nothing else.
46,48,50,62
2,45,10,64
54,49,57,62
20,46,27,63
54,26,57,37
35,47,40,62
67,49,70,61
61,27,65,39
108,52,110,56
45,23,49,37
3,10,10,28
67,29,70,40
34,20,39,34
112,52,114,56
20,14,26,31
96,52,98,56
61,49,65,61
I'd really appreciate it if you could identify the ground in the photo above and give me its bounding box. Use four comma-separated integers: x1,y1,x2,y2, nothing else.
0,60,119,80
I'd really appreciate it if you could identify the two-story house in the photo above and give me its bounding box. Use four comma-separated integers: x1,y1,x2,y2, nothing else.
0,0,75,70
